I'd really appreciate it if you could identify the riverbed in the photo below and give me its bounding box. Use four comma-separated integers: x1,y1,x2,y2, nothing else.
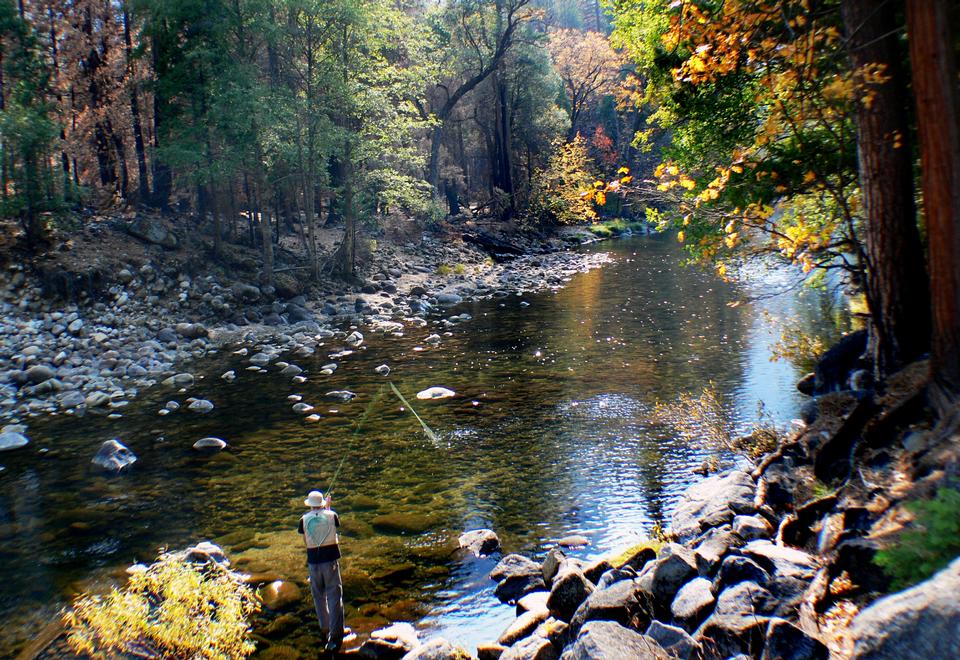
0,235,846,657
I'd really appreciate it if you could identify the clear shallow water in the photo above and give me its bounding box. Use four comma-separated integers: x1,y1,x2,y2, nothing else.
0,236,846,656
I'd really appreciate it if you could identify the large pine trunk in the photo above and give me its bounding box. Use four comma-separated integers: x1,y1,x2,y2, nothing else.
123,5,150,203
907,0,960,415
842,0,931,377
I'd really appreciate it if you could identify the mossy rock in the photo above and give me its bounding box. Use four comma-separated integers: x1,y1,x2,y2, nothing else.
254,644,301,660
341,567,376,600
217,529,256,547
370,561,417,584
345,494,380,510
407,538,459,564
338,518,375,539
260,613,301,639
377,598,426,622
608,540,664,569
371,512,441,534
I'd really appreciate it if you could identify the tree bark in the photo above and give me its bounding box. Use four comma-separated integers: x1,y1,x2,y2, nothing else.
907,0,960,415
258,179,273,286
150,35,172,209
842,0,931,377
123,4,150,203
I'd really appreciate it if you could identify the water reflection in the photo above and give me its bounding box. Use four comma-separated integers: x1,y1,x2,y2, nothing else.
0,236,845,656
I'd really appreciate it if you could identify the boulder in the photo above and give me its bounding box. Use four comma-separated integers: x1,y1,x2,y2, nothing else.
401,638,464,660
556,535,590,548
459,529,501,557
501,635,556,660
517,591,550,616
84,391,112,407
670,470,756,543
231,282,262,303
541,548,566,585
359,623,420,659
547,567,595,622
670,578,715,631
732,515,773,542
91,439,137,472
645,621,699,660
568,578,648,638
26,364,56,384
714,555,771,590
60,391,86,408
848,557,960,659
492,555,543,582
693,613,771,659
693,526,743,575
582,558,613,584
713,581,777,616
436,293,462,306
813,329,867,394
596,567,637,590
128,217,178,249
637,544,698,610
762,618,828,660
477,644,507,660
740,540,818,613
0,430,29,452
183,541,229,565
498,609,550,646
163,372,195,388
258,580,302,611
560,621,669,660
157,327,178,343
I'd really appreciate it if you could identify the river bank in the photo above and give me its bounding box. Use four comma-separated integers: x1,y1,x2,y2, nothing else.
0,215,622,432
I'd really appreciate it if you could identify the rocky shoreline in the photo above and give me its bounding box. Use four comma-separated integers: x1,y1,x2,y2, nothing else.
0,221,613,441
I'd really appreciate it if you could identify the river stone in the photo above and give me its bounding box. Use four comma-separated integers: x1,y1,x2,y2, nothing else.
193,437,227,452
848,556,960,659
375,364,391,376
477,644,507,660
60,391,86,408
517,591,550,615
359,622,420,659
492,555,547,604
561,621,669,660
326,390,357,402
693,613,771,658
416,387,455,400
498,608,550,646
762,618,828,660
163,372,195,388
128,216,178,248
733,514,774,541
556,535,590,548
258,580,302,611
232,282,261,303
183,541,229,565
714,581,777,616
436,293,462,306
568,578,649,638
280,364,303,377
596,567,637,590
221,370,236,382
188,399,214,413
637,544,697,608
26,364,56,384
547,567,594,622
157,327,178,343
693,525,742,575
715,555,771,590
492,554,541,582
175,322,208,339
645,621,699,660
583,558,613,584
671,577,715,631
400,638,463,660
541,548,566,585
345,330,364,346
91,439,137,472
459,529,500,557
0,430,29,451
249,352,273,366
670,470,756,543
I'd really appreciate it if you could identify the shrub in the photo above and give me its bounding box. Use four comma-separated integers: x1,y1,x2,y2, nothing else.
875,488,960,590
64,552,260,659
453,263,466,275
436,263,453,276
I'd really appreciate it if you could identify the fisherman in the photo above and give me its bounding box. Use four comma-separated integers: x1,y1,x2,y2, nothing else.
299,490,344,652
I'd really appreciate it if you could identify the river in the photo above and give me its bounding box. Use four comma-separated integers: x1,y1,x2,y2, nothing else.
0,235,848,657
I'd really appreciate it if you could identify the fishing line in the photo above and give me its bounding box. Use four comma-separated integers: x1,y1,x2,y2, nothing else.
325,384,384,499
389,381,440,443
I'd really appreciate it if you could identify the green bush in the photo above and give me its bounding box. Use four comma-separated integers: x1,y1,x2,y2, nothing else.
64,552,260,659
875,488,960,590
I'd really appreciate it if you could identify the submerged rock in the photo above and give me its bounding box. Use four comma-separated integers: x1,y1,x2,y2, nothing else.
188,399,214,413
360,622,420,658
193,437,227,452
325,390,357,402
0,429,29,452
416,387,455,400
459,529,501,557
258,580,302,611
91,439,137,472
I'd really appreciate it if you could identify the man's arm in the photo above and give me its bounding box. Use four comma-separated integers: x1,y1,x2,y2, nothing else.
334,513,340,527
297,517,304,534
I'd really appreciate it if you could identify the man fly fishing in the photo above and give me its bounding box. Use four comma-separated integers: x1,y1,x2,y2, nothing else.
299,490,344,652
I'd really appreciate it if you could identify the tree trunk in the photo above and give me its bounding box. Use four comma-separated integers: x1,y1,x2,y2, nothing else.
123,4,150,203
304,168,318,279
842,0,931,377
150,35,172,209
907,0,960,415
333,141,356,277
427,123,443,193
259,179,273,286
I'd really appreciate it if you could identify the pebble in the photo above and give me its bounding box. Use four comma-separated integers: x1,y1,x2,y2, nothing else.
187,399,214,413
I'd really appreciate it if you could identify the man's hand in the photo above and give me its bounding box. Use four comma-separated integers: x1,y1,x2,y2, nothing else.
324,495,332,509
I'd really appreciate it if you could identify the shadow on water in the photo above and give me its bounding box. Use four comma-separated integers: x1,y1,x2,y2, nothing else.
0,235,848,656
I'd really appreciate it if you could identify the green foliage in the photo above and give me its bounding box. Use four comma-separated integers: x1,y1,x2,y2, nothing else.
875,488,960,590
436,263,453,276
64,553,260,659
588,224,613,237
528,135,599,224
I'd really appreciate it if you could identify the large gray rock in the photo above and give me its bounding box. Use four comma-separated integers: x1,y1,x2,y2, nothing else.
645,620,699,659
360,622,420,659
91,439,137,472
547,567,594,622
848,557,960,659
670,577,715,630
733,514,774,541
0,430,29,452
231,282,261,303
637,544,698,610
671,470,757,543
694,526,743,575
740,540,818,614
714,555,771,590
541,547,566,585
459,529,500,557
568,578,649,638
128,217,178,249
713,581,777,616
401,638,464,660
492,555,547,604
501,634,556,660
59,391,86,409
26,364,56,384
175,322,208,339
762,618,828,660
560,621,669,660
694,613,771,659
498,609,550,646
